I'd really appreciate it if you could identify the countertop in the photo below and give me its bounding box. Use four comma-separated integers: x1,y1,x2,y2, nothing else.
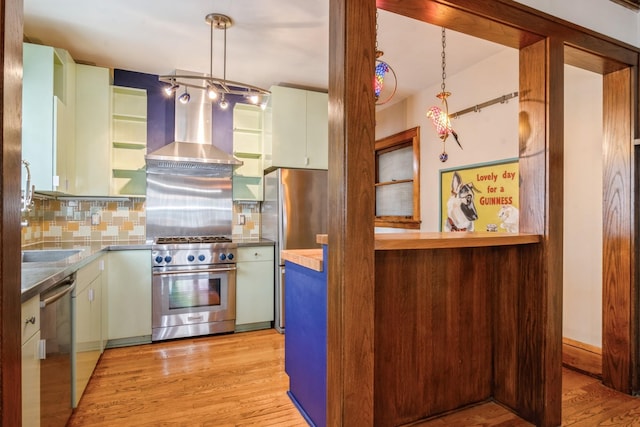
21,238,275,303
21,241,150,303
279,233,542,272
281,249,324,272
316,232,541,250
233,238,275,247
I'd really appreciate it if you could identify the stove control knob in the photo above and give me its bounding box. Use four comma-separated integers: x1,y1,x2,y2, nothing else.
219,253,227,261
198,254,206,262
164,256,172,263
227,253,234,261
187,255,195,262
155,256,163,264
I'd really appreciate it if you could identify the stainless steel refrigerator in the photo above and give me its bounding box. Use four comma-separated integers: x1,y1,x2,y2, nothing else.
262,168,328,333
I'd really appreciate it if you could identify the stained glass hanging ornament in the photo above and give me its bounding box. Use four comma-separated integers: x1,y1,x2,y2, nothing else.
426,28,462,162
374,11,397,105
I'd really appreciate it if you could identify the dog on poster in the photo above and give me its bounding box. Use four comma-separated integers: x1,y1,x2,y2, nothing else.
445,171,480,232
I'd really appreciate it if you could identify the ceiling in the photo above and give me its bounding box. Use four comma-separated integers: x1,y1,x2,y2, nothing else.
23,0,508,107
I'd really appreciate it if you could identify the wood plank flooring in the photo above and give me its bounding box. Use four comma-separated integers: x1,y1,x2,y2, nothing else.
68,329,640,426
68,329,305,426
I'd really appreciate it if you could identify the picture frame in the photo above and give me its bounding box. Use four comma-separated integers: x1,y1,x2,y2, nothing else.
439,158,519,232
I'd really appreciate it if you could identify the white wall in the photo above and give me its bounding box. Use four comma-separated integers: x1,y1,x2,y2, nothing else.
376,47,519,231
563,65,603,348
515,0,640,47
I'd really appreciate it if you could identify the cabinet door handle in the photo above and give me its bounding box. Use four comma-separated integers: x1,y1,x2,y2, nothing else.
25,316,36,325
38,339,46,360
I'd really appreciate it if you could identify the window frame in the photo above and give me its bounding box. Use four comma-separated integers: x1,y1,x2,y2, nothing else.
374,126,421,229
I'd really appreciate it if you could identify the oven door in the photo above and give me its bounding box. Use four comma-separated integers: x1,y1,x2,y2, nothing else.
152,264,236,329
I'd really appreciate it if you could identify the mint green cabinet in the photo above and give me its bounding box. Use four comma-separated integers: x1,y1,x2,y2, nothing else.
23,43,76,193
235,246,275,331
264,86,328,170
21,295,40,427
74,256,105,407
107,250,151,345
75,64,111,196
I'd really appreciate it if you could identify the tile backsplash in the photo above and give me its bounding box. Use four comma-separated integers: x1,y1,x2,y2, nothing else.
21,198,261,247
22,197,146,246
232,201,262,239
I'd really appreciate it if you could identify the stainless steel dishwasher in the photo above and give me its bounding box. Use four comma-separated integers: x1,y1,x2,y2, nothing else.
40,274,75,427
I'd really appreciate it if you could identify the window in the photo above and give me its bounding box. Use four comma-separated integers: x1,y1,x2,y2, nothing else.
375,127,421,229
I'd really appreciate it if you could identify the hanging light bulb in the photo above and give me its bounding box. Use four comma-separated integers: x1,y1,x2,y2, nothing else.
427,28,462,162
207,84,218,100
219,94,229,110
164,81,179,96
179,88,191,104
248,94,260,104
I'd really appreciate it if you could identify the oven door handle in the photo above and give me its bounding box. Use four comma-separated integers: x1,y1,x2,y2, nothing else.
153,266,236,276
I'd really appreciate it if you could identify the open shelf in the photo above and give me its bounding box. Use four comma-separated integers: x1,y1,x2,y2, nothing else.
110,85,147,197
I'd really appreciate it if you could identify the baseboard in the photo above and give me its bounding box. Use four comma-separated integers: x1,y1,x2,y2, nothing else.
106,335,152,349
562,337,602,378
234,321,273,333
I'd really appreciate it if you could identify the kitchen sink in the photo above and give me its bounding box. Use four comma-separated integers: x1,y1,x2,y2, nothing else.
22,249,82,263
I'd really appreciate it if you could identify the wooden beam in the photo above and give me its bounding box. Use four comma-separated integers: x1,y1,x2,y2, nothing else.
376,0,639,66
501,37,563,427
327,0,376,425
602,67,634,394
1,0,26,425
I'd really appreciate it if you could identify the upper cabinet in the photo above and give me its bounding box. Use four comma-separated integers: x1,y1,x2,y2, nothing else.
233,103,264,201
263,86,328,171
110,86,147,197
23,43,76,193
75,64,112,196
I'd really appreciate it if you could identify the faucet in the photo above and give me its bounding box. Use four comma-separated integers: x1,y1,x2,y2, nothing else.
21,160,34,226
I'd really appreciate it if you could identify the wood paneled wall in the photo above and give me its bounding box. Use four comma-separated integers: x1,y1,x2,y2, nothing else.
374,248,494,426
1,0,25,424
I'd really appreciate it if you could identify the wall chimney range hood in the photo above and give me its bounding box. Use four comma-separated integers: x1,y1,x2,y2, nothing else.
146,70,242,174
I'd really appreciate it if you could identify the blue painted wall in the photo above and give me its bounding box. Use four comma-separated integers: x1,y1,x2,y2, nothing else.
114,69,244,155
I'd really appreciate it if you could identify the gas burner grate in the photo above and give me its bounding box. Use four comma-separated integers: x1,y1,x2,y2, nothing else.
155,236,233,245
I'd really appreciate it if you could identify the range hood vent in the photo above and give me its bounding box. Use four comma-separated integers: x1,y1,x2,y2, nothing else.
146,142,240,176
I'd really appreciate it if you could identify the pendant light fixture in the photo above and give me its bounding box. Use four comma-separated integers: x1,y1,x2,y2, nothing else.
160,13,270,109
426,28,462,162
374,10,397,105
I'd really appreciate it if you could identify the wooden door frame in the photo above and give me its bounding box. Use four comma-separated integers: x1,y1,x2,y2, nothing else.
329,0,640,425
1,0,25,424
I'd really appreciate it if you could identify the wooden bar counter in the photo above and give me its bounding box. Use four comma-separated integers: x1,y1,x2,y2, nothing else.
284,232,545,426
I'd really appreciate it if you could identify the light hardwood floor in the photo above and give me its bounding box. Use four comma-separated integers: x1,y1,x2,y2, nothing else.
68,329,640,426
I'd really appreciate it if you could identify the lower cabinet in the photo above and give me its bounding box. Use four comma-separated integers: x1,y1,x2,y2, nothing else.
74,255,106,407
235,245,275,331
21,295,41,427
107,250,151,346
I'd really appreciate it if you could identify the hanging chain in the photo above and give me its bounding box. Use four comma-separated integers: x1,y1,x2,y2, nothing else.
375,10,381,56
440,27,447,93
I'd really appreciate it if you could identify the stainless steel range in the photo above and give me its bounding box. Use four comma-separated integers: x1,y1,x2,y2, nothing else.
145,94,245,341
151,236,237,341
